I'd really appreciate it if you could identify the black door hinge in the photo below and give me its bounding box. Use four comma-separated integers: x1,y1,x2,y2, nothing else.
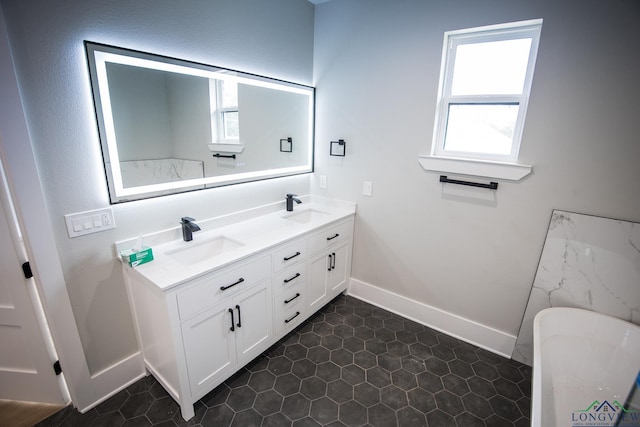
22,262,33,279
53,360,62,375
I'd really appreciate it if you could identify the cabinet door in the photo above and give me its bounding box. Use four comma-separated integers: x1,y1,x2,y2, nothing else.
307,251,330,312
181,303,237,397
328,241,350,293
233,280,273,365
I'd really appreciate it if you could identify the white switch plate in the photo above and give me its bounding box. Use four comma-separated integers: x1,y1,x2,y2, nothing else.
65,207,116,238
320,175,327,189
363,181,373,196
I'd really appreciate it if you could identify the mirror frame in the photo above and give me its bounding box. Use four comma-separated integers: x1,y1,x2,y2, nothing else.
85,41,315,203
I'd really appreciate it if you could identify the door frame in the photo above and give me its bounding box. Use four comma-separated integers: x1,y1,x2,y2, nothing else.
0,7,95,409
0,151,67,404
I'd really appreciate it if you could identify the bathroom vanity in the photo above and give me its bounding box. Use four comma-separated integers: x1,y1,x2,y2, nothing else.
119,198,355,420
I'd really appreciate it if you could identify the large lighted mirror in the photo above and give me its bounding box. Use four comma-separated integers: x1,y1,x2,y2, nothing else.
85,42,314,203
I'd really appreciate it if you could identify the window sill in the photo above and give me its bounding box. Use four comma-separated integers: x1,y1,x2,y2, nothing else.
208,143,244,153
417,155,532,181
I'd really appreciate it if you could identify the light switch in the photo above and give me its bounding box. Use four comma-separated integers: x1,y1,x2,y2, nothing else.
64,207,116,238
363,181,373,196
320,175,327,189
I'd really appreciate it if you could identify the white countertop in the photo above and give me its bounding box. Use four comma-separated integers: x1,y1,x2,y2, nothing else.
117,196,356,291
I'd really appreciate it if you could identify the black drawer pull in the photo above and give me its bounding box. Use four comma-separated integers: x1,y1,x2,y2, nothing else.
220,277,244,291
331,252,336,270
284,273,301,283
236,305,242,328
228,308,235,332
327,253,333,271
285,311,301,323
283,251,301,261
326,233,340,241
284,293,301,304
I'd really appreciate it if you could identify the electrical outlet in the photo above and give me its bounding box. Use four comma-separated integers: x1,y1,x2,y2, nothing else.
320,175,327,189
65,207,116,238
101,211,112,226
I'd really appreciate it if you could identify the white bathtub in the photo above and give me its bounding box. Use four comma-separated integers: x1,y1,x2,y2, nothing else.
532,307,640,427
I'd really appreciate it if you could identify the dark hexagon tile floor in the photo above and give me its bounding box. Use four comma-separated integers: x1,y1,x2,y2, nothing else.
36,295,531,426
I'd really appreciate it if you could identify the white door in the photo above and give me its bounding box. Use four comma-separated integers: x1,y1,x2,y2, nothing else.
0,160,64,403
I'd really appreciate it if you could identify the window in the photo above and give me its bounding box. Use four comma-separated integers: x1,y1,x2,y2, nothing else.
210,78,239,143
432,20,542,164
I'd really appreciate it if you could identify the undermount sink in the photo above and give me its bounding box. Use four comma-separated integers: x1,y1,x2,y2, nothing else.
282,208,329,224
166,236,244,265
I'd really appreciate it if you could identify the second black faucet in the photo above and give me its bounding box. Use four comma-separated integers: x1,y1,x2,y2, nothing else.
286,194,302,212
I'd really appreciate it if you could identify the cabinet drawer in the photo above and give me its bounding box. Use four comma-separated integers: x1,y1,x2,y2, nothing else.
272,238,307,273
307,219,353,255
177,254,271,320
273,264,306,296
274,285,306,333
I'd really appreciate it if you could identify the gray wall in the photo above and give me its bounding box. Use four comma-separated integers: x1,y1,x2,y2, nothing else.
0,0,314,374
312,0,640,338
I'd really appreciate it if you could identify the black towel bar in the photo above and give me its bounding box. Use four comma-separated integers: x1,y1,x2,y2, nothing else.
213,153,236,159
439,175,498,190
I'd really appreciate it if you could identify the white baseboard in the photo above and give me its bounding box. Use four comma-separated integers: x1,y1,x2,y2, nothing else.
78,351,145,413
347,278,516,358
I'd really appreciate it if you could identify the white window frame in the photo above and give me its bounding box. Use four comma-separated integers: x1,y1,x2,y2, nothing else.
209,78,240,144
421,19,542,180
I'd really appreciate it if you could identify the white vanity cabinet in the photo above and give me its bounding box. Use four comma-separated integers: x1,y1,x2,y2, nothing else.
121,207,354,421
177,254,273,400
123,253,273,421
181,277,272,398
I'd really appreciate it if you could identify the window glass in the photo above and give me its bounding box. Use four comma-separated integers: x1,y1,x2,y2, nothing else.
219,80,238,108
444,104,519,155
222,111,239,139
451,38,532,96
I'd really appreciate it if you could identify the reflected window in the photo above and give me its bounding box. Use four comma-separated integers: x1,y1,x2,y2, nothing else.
210,79,239,142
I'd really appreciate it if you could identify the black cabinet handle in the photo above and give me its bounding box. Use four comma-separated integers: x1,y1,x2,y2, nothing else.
327,254,333,271
220,277,244,291
331,252,336,270
228,308,235,332
285,311,301,323
284,273,301,283
283,251,301,261
235,305,242,328
284,293,301,304
326,233,339,241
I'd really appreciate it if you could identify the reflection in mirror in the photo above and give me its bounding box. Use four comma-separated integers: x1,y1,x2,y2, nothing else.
85,42,314,203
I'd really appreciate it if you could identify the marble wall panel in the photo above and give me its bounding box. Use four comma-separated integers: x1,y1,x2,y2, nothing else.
120,158,204,188
512,210,640,365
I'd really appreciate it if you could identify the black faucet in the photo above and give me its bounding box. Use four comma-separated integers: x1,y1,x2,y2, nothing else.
286,194,302,212
180,217,201,242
